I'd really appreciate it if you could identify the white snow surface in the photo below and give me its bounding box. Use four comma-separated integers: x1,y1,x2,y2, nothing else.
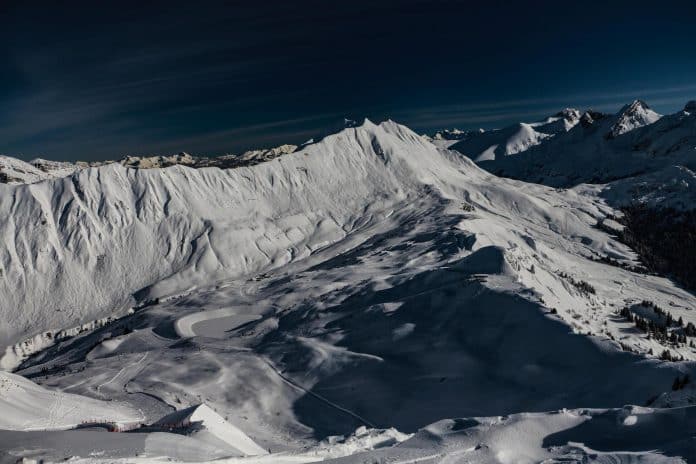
0,117,695,463
0,119,440,349
0,370,140,431
469,100,692,188
155,404,268,456
7,406,695,463
0,156,79,184
609,99,662,137
531,108,582,134
451,123,551,162
600,164,696,210
449,109,580,162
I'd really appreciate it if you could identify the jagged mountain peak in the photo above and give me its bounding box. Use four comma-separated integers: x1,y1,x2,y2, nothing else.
432,127,485,142
579,110,597,127
452,99,694,188
530,108,581,134
619,98,651,113
555,107,581,120
576,109,613,129
609,99,661,137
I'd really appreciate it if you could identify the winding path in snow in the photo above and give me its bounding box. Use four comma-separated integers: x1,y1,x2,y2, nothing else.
96,352,150,394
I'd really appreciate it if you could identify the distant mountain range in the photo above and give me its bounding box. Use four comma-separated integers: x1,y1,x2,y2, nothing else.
0,145,298,185
438,99,694,188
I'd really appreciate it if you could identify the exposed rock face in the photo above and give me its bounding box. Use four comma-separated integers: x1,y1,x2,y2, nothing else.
555,108,581,120
432,128,484,141
120,152,197,169
0,156,80,184
200,144,298,168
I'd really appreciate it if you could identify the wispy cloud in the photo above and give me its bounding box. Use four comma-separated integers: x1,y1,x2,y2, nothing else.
2,2,695,160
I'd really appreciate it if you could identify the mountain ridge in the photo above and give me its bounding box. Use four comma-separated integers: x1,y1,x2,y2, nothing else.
1,112,695,463
441,99,693,189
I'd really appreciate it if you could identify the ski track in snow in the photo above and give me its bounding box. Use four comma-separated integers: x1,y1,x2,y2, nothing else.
96,352,149,394
260,357,377,429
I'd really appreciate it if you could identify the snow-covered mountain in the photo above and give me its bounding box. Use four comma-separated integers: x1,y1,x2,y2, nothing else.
464,100,692,188
0,156,80,184
1,117,695,463
431,127,484,141
534,107,582,134
0,145,299,185
608,99,661,137
448,109,581,162
449,99,695,293
449,123,550,162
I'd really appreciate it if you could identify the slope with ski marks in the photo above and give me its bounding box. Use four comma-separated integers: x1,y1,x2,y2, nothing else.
0,370,140,431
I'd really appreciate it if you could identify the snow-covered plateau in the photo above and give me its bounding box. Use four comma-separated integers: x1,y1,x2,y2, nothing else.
1,103,695,463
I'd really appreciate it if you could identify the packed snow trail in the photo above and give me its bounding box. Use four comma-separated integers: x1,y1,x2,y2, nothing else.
96,352,149,394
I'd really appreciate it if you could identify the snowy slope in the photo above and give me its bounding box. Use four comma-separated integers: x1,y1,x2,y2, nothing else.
155,404,268,456
317,406,696,464
449,109,580,162
2,118,693,357
0,120,444,351
531,108,582,134
0,146,300,187
599,164,696,210
1,118,695,462
451,123,550,162
0,370,140,431
608,99,661,137
7,406,695,463
0,156,79,184
472,100,690,187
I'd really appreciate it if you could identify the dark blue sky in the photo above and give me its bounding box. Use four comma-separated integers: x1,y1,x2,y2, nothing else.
2,0,696,161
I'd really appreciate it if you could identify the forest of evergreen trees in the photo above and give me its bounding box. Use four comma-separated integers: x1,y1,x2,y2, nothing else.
618,300,696,360
619,205,696,292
